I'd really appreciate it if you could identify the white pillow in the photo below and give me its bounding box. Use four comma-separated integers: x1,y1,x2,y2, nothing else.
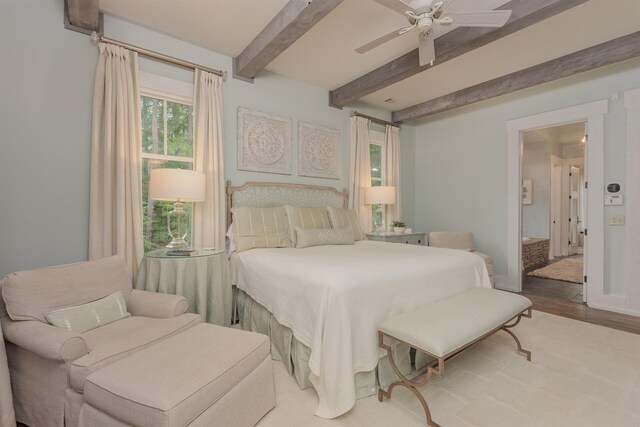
226,225,236,255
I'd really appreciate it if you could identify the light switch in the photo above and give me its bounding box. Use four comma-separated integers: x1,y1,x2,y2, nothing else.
610,215,625,226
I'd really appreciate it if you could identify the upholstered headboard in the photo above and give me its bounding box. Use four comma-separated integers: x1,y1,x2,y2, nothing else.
226,181,348,226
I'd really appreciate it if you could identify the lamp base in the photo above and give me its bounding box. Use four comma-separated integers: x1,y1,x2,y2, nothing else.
373,204,384,233
166,201,191,249
165,238,190,249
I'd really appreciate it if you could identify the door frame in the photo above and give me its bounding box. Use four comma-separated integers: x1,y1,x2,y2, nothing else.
505,100,609,310
549,156,562,259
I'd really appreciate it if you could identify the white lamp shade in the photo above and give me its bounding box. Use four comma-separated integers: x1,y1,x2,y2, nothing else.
149,169,206,202
365,186,396,205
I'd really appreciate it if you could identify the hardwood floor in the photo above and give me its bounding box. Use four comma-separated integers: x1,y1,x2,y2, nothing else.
521,260,640,335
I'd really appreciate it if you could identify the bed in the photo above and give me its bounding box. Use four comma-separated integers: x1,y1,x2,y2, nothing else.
227,181,491,419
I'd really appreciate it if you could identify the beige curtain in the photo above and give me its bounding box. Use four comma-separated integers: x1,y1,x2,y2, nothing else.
349,116,372,233
384,124,402,224
0,322,15,427
192,70,225,250
89,43,144,281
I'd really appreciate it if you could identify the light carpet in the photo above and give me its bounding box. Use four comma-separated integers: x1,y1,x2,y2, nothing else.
257,310,640,427
528,257,584,284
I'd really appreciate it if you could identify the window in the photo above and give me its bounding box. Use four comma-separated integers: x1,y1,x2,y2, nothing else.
369,129,385,227
140,75,194,251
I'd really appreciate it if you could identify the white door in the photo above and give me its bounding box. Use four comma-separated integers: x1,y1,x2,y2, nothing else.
582,133,589,303
569,166,582,255
550,161,563,258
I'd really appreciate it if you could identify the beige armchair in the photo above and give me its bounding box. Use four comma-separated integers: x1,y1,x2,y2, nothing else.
427,232,495,287
0,321,15,427
0,256,201,427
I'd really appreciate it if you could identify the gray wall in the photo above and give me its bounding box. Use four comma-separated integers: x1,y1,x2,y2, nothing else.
0,0,97,276
412,57,640,295
522,141,551,239
0,1,413,276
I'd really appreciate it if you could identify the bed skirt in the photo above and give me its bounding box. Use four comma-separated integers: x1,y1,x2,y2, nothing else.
236,289,433,401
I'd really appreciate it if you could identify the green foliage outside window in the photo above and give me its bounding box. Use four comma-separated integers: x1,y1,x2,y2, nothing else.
140,96,194,252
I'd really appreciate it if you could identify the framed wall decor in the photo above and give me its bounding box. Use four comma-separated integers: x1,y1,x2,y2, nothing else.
298,122,340,180
522,179,533,205
237,107,292,175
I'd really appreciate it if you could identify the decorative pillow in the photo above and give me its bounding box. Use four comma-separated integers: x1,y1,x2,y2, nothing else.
295,226,355,248
45,291,130,333
283,205,332,246
326,206,366,241
231,206,291,252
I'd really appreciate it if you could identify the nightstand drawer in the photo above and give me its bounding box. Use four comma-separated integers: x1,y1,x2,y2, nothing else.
366,232,426,246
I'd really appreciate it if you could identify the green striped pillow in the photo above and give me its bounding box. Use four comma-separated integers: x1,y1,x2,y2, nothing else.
231,206,291,252
327,206,366,241
283,205,332,246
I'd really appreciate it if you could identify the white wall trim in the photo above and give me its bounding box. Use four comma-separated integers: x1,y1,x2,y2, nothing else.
506,100,608,311
624,88,640,314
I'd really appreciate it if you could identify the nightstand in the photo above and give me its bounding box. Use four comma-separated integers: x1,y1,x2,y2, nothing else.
135,249,232,326
366,231,426,245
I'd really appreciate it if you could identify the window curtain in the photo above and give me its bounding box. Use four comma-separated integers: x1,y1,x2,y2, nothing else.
349,116,372,233
89,43,144,281
192,70,225,250
384,124,402,224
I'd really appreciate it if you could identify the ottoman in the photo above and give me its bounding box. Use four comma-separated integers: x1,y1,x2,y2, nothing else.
78,323,275,427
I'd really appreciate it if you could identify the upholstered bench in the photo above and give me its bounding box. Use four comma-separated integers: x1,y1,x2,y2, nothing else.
78,323,276,427
378,288,532,427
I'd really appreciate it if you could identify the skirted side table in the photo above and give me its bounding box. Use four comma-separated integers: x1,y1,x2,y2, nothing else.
136,249,232,326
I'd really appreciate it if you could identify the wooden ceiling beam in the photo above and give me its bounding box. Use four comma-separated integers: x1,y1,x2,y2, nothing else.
233,0,343,82
64,0,101,34
329,0,588,108
392,31,640,122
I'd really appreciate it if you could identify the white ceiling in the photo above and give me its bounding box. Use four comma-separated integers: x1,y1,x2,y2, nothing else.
99,0,640,112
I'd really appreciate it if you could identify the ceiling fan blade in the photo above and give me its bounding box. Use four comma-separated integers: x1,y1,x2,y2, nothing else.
418,31,435,66
356,26,411,54
373,0,417,16
445,10,512,27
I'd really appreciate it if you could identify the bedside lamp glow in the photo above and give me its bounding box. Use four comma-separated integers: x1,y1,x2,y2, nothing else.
365,186,396,232
150,168,205,249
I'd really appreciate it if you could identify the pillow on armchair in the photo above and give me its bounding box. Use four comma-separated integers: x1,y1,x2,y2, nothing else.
45,291,130,333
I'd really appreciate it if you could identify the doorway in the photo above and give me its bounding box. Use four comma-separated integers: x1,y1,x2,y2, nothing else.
520,122,586,304
506,100,611,313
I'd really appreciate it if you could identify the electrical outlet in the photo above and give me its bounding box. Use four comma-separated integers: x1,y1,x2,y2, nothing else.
610,215,625,226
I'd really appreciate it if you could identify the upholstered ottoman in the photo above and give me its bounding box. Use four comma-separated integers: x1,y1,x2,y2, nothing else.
78,323,275,427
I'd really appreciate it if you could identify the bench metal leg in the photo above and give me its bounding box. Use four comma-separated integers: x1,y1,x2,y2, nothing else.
501,308,532,361
378,332,443,427
377,308,532,426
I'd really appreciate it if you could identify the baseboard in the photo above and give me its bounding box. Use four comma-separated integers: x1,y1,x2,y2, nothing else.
587,302,640,318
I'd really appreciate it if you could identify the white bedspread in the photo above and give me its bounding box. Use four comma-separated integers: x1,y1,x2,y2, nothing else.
231,240,491,418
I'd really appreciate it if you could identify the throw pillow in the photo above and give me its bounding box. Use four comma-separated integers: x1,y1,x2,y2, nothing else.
45,291,130,333
295,226,355,248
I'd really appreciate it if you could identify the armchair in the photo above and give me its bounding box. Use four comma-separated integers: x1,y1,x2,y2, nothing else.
0,256,200,427
427,232,495,287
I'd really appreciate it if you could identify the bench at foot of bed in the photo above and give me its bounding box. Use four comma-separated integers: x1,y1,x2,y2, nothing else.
377,288,533,427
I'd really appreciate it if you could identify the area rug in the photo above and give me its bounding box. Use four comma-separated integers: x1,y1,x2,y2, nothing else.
527,257,583,283
258,310,640,427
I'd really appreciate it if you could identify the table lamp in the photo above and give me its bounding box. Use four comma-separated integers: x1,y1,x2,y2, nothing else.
150,168,206,249
365,186,396,233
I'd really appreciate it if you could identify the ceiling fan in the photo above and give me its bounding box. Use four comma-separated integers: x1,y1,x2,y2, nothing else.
356,0,512,66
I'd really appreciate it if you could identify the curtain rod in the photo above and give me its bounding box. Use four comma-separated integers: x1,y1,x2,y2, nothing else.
91,32,226,80
351,111,399,128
